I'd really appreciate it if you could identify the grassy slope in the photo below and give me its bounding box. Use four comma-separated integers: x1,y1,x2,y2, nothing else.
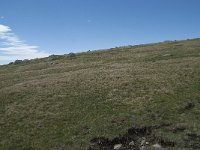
0,39,200,150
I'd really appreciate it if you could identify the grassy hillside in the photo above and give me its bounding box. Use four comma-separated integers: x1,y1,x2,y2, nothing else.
0,39,200,150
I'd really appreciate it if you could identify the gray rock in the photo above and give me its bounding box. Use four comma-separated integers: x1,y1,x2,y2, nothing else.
140,146,145,150
114,144,122,149
129,141,135,146
152,143,162,148
141,138,146,145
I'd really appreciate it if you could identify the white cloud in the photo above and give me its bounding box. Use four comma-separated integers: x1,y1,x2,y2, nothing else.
0,24,49,64
0,24,10,33
0,16,5,19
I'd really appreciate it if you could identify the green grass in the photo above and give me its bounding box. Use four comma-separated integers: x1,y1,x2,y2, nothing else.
0,39,200,149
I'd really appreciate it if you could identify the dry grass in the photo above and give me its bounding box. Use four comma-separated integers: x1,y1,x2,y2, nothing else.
0,39,200,149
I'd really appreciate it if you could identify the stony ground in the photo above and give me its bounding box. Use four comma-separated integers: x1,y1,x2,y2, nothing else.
88,121,200,150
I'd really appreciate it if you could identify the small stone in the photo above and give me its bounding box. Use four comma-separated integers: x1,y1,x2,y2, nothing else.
114,144,122,149
163,53,171,57
141,139,146,145
129,141,135,146
152,143,162,148
145,142,149,145
140,146,145,150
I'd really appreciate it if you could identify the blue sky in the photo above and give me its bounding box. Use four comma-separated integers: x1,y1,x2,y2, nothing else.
0,0,200,64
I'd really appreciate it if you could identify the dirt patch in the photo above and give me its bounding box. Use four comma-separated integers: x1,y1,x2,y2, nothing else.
88,124,176,150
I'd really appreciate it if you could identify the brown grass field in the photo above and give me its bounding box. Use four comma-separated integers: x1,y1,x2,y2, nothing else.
0,39,200,149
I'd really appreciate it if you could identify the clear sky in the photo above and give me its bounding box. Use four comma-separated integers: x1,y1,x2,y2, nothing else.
0,0,200,64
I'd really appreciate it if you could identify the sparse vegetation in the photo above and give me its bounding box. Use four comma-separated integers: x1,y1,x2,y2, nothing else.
0,39,200,150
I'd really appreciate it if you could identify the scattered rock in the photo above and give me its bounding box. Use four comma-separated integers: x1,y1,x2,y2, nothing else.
114,144,122,149
140,146,145,149
141,138,146,146
152,143,162,148
88,124,176,150
129,141,135,146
